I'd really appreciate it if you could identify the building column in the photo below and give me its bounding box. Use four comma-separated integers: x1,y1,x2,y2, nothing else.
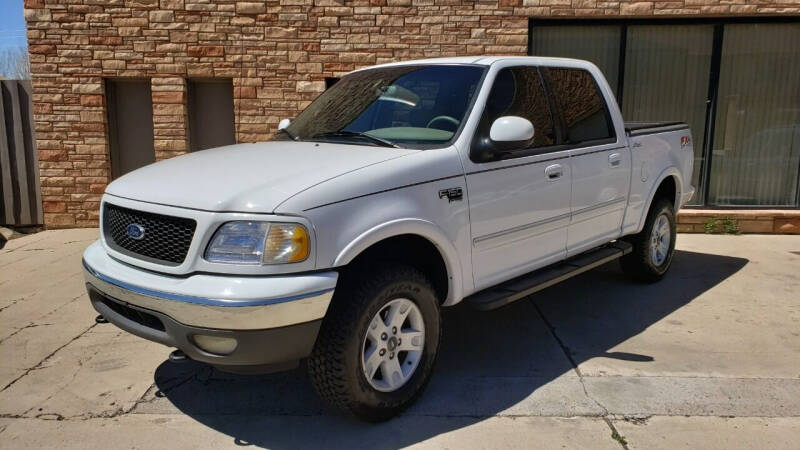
151,77,188,161
36,76,110,229
233,75,268,143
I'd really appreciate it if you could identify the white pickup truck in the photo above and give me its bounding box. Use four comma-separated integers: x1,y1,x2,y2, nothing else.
83,56,694,421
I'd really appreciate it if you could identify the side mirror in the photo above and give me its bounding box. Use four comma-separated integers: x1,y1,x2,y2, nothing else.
490,116,534,142
278,118,291,130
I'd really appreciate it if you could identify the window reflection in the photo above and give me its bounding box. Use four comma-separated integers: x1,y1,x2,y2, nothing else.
544,68,615,144
281,65,484,148
709,23,800,206
484,67,555,147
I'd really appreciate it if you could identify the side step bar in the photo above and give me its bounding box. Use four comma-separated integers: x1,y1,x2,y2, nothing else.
465,241,632,311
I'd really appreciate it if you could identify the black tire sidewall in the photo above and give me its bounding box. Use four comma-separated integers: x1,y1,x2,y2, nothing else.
644,200,677,275
342,269,441,419
620,198,677,282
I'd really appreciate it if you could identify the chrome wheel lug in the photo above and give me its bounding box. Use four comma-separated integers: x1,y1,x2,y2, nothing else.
379,349,386,356
389,352,394,359
381,332,387,341
392,326,397,334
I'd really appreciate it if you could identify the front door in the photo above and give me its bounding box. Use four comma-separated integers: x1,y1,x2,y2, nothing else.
463,65,571,290
542,67,631,255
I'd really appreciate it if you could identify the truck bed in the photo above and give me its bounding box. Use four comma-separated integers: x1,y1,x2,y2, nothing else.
625,121,689,137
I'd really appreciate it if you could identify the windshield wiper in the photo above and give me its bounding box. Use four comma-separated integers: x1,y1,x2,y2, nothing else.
277,127,298,141
312,130,399,148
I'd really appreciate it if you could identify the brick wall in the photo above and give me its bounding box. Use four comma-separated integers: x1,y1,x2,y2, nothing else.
24,0,800,228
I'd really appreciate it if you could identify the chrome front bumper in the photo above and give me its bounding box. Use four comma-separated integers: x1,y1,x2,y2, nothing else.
82,241,337,330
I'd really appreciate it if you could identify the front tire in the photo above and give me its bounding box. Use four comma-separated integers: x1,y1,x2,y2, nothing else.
620,198,677,282
308,264,441,422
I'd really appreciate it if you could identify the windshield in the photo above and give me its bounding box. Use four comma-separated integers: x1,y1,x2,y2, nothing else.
278,65,486,149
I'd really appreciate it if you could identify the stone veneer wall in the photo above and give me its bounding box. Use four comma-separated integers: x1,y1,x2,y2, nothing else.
677,209,800,234
24,0,800,228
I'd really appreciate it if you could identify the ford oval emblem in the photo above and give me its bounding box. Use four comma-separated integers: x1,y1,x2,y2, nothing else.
125,223,146,240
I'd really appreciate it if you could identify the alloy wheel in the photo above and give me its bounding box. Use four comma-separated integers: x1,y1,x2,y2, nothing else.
361,298,425,392
649,213,671,266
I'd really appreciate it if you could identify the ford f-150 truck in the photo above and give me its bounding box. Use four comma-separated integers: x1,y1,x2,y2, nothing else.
83,56,694,421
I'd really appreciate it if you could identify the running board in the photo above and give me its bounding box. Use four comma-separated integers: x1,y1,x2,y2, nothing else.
465,241,633,311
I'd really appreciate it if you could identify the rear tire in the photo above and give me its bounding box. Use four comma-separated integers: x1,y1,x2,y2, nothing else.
307,264,441,422
620,198,676,282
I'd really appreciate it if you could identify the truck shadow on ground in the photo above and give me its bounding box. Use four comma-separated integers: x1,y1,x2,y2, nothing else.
153,249,747,449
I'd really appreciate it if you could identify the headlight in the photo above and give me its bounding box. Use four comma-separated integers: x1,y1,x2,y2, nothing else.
204,221,309,265
205,221,269,264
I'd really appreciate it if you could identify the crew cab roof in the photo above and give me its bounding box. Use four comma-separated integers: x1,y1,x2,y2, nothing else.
352,56,595,72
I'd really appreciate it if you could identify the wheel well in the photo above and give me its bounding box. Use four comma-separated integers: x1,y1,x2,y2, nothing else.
653,176,677,210
340,234,449,303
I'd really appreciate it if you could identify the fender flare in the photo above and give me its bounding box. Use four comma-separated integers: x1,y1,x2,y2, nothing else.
636,167,683,234
333,218,464,305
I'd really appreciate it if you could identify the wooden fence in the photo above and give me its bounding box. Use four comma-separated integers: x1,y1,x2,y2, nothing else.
1,80,42,227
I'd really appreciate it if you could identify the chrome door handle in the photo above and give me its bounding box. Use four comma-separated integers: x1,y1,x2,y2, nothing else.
609,152,622,167
545,164,563,181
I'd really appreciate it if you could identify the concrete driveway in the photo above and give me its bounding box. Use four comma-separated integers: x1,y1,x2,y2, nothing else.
1,230,798,449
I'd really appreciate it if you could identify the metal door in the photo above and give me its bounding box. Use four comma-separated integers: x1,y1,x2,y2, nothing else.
188,79,235,152
540,67,630,255
464,65,571,290
106,79,155,178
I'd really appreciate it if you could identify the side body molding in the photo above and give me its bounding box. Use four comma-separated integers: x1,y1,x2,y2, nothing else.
333,218,464,306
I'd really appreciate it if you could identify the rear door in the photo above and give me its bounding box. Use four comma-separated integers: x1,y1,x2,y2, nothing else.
542,67,631,255
463,65,571,290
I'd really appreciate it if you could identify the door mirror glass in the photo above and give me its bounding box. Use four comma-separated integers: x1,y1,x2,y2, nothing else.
278,118,291,130
490,116,534,142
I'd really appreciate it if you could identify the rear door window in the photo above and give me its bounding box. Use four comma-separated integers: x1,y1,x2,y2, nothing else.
542,68,616,145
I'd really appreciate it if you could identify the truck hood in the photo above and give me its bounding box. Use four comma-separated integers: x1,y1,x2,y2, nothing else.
105,141,417,212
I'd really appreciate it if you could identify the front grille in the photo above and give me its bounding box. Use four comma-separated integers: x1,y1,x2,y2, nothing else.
100,297,165,332
103,203,196,265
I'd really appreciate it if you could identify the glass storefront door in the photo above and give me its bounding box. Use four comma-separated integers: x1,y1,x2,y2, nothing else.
621,24,713,203
530,19,800,208
531,25,622,97
708,23,800,206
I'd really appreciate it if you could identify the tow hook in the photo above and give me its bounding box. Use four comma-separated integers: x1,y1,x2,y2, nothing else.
95,314,108,324
168,349,189,363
